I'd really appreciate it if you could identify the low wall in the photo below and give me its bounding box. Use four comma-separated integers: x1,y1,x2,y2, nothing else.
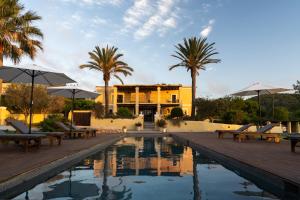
91,116,143,130
165,120,283,133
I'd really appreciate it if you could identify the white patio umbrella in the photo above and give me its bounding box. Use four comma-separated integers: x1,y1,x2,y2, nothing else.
231,82,291,123
0,64,76,133
47,84,99,132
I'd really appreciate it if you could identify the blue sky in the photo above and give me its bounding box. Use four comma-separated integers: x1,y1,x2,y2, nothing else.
6,0,300,98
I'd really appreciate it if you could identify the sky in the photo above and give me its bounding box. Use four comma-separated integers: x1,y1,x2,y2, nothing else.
5,0,300,98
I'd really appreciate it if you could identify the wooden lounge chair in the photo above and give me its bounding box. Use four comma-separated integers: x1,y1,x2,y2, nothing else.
0,130,46,152
288,134,300,152
55,122,90,139
66,122,97,137
6,119,64,146
235,123,281,143
216,124,253,139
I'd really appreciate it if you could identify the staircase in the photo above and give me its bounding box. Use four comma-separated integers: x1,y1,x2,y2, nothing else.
143,122,155,131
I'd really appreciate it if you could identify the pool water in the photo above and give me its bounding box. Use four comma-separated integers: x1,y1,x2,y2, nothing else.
14,137,278,200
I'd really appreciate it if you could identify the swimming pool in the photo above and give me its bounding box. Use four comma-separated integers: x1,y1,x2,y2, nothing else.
14,137,279,200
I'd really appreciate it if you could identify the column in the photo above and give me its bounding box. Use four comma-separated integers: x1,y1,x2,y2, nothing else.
287,121,292,134
297,122,300,133
113,87,118,114
135,87,139,115
155,138,161,176
157,86,161,115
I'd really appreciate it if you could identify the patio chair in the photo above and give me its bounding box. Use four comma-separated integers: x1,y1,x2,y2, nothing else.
288,134,300,152
6,119,64,146
216,124,253,139
55,121,90,139
235,123,281,143
0,130,46,152
65,122,97,137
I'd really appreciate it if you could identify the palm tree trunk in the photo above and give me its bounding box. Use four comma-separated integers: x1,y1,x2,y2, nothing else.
191,69,196,118
104,80,109,117
0,45,3,106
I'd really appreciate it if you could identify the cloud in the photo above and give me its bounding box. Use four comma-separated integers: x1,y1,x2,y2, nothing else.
200,19,215,37
133,0,179,40
123,0,152,29
59,0,123,6
92,16,107,25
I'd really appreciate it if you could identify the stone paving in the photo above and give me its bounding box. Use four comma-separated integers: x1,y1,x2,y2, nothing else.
171,132,300,186
0,133,121,183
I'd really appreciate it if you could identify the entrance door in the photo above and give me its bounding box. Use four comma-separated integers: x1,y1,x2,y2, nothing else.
142,109,155,122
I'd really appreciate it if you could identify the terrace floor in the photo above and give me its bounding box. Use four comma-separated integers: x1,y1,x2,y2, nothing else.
171,132,300,186
0,133,121,183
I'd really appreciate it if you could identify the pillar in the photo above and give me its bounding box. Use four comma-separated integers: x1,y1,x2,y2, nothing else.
155,138,161,176
135,87,139,115
157,86,161,115
287,121,292,134
296,122,300,133
113,87,117,114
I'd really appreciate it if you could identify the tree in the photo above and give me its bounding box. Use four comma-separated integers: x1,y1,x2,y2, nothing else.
3,84,64,121
170,37,220,117
80,46,133,116
293,80,300,94
170,107,184,118
0,0,43,95
274,107,289,121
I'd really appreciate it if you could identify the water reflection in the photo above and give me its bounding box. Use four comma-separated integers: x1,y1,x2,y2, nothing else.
14,137,278,200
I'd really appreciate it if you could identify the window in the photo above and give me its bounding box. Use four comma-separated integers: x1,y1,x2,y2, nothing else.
171,95,177,103
117,94,123,103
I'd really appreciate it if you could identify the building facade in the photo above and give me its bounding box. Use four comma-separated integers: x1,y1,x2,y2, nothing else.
96,84,192,121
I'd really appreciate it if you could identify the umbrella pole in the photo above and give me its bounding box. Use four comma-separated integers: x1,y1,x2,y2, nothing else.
258,90,261,126
70,89,75,137
29,70,35,134
272,94,275,120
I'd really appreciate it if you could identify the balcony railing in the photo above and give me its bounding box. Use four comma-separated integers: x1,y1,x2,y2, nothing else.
117,99,180,104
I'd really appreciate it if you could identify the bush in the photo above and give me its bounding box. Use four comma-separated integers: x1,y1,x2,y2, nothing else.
170,107,184,118
222,110,248,124
117,107,133,118
156,119,167,128
274,107,289,121
39,114,64,132
93,102,104,119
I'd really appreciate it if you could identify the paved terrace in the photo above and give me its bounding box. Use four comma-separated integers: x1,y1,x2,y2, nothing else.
172,132,300,187
0,134,121,183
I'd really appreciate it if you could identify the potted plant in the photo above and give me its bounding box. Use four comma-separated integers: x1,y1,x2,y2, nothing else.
157,119,167,133
135,122,142,131
122,126,127,133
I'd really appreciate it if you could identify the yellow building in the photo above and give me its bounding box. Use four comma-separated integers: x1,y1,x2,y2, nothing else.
96,84,192,121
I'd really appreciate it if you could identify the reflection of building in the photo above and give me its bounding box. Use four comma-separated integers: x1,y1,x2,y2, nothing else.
93,137,193,177
96,84,192,121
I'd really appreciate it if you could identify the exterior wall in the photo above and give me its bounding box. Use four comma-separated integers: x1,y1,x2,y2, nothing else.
0,107,47,125
164,120,283,133
91,116,144,130
179,87,192,116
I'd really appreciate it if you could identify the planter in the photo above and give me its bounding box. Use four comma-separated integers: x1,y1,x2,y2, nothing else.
160,127,167,133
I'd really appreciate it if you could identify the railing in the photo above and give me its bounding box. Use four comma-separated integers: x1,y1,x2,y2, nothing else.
117,99,180,104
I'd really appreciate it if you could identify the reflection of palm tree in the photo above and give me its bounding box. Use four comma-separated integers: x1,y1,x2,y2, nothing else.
192,150,201,200
100,149,109,199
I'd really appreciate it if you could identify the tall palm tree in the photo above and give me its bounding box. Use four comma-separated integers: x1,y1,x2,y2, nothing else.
0,0,43,98
80,45,133,116
170,37,220,117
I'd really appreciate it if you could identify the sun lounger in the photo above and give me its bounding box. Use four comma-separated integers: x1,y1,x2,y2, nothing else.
235,123,281,143
0,130,46,152
216,124,253,139
55,122,90,139
66,122,97,137
288,134,300,152
6,119,64,145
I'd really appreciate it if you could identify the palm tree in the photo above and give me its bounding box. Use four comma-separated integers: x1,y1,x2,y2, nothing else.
80,45,133,116
170,37,220,117
0,0,43,99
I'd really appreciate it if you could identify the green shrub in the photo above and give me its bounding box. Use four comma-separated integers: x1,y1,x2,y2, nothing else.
274,107,289,121
170,107,184,118
93,102,104,119
39,114,64,132
156,119,167,128
117,107,133,118
222,110,247,124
